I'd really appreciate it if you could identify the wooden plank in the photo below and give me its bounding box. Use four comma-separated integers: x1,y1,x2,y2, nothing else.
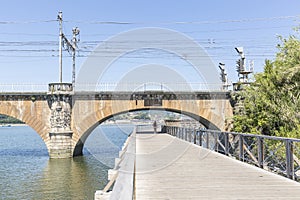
135,133,300,200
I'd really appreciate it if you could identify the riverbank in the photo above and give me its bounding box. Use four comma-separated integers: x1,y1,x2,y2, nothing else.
0,123,27,127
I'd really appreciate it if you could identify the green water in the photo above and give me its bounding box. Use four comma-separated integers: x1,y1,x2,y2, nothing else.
0,125,133,200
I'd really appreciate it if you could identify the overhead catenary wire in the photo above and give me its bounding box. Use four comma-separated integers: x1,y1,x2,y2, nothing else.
0,14,295,67
62,15,300,25
0,14,298,25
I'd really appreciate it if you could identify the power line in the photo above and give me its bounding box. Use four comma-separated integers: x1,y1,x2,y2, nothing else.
66,15,300,25
0,14,298,25
0,20,57,24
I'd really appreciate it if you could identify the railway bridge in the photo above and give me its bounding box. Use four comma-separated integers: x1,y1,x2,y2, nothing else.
0,83,233,158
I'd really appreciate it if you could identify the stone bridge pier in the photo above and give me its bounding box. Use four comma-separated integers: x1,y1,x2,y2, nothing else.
47,83,74,158
0,83,233,159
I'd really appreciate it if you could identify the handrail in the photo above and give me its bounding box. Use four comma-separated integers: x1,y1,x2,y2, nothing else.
163,125,300,181
0,82,228,92
197,128,300,143
0,83,48,92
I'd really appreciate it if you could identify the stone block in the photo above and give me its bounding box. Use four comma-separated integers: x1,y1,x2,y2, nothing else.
108,169,118,181
94,190,111,200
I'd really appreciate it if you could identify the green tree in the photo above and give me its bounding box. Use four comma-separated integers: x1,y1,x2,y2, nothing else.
232,34,300,138
0,114,23,124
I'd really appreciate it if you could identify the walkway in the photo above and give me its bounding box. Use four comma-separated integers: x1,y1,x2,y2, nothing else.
135,133,300,200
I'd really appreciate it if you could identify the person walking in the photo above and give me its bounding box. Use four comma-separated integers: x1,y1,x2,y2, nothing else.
153,120,157,133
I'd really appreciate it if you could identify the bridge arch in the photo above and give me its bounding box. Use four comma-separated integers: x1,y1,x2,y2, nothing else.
0,101,51,151
72,105,224,156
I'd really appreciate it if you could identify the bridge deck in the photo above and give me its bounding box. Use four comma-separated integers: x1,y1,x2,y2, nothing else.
135,133,300,200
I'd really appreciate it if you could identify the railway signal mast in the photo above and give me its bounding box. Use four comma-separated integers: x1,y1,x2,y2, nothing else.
235,47,253,83
233,47,253,90
218,62,230,90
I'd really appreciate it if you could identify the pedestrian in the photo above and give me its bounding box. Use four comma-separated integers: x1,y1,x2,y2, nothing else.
153,120,157,133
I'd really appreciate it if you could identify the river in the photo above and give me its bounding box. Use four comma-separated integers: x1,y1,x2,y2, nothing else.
0,124,133,200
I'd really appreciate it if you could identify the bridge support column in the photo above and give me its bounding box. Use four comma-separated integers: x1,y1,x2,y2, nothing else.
47,83,74,158
49,132,73,158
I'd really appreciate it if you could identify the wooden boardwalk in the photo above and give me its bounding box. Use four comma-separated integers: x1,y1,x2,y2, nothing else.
135,133,300,200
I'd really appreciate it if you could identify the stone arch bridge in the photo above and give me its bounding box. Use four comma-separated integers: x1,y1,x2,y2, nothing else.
0,83,233,158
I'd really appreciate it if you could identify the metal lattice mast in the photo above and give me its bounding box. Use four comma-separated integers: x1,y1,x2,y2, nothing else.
72,27,80,87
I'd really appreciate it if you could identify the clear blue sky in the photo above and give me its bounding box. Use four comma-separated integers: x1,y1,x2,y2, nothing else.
0,0,299,87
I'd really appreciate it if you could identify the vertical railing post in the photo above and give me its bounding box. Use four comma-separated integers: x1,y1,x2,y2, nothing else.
285,140,294,180
214,132,218,152
257,137,264,168
199,130,203,146
185,128,188,141
224,133,229,156
239,134,244,161
180,127,182,139
206,131,210,149
193,129,196,144
179,127,181,138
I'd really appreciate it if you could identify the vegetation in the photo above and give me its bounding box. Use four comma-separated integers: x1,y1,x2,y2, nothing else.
232,33,300,138
133,112,151,120
0,114,24,124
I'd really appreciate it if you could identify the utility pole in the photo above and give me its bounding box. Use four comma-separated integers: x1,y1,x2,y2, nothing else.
58,11,63,83
57,11,80,87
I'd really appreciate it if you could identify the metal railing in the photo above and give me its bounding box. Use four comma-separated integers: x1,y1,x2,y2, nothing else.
0,82,228,93
0,83,48,93
74,82,226,92
164,126,300,181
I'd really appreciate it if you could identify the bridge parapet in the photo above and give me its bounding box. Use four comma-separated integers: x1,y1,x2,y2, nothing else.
48,83,73,95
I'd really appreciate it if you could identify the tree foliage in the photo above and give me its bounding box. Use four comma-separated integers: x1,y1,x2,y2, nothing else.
0,114,23,124
232,34,300,138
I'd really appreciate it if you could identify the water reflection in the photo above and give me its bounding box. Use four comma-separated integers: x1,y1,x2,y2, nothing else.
38,156,109,200
84,125,134,168
0,125,132,200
